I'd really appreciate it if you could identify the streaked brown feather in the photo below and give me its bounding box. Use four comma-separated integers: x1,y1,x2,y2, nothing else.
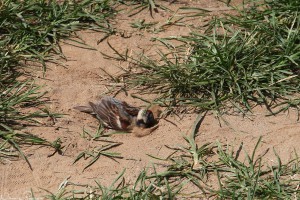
120,101,140,116
74,96,156,131
88,97,134,130
89,101,119,130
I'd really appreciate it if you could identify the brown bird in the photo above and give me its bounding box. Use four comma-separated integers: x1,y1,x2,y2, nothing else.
74,96,156,131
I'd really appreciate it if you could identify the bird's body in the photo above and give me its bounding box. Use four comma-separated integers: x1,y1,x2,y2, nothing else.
74,96,156,131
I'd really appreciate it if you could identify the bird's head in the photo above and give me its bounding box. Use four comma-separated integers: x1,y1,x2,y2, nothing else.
136,109,156,128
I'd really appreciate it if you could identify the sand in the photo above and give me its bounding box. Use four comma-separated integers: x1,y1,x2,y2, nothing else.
1,0,299,198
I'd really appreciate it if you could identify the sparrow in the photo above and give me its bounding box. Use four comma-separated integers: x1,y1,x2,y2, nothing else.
74,96,156,131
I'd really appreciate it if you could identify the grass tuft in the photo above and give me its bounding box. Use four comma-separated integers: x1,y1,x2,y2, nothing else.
0,0,118,162
40,115,300,199
120,0,300,114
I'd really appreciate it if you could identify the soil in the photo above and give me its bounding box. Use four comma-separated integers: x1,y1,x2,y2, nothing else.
1,0,299,199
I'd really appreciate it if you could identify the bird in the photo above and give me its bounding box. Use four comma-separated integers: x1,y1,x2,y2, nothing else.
73,96,156,131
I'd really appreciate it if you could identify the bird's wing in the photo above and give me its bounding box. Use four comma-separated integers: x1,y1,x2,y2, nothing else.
89,97,133,130
120,101,140,116
88,101,120,129
102,96,139,118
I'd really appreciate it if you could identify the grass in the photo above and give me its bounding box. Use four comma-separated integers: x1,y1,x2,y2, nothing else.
130,19,158,31
124,0,159,17
0,0,118,163
119,0,300,115
41,114,300,199
74,141,123,172
1,0,300,199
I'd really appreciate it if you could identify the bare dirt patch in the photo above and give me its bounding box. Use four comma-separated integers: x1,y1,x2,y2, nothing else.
1,0,299,198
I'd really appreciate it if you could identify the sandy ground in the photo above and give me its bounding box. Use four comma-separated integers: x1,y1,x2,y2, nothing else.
1,0,300,199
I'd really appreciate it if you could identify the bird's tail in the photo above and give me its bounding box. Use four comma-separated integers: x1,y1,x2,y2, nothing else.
73,105,94,113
